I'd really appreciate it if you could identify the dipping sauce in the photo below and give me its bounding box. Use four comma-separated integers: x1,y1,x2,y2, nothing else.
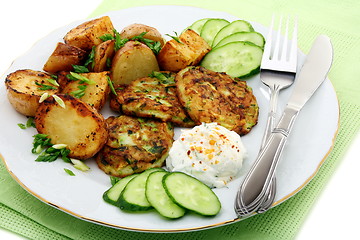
166,122,247,188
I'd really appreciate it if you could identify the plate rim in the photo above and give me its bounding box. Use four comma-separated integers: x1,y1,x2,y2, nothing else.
0,5,340,233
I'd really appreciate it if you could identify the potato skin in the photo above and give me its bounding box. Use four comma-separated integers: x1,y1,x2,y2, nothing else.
92,40,115,72
157,29,211,72
64,16,114,51
120,23,165,47
5,69,58,116
35,94,108,159
43,42,87,73
110,41,159,86
58,71,110,111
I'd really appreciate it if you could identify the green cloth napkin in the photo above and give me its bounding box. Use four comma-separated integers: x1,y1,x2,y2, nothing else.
1,0,360,239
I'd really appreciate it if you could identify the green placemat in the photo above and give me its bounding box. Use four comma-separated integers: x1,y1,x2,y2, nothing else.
1,0,360,239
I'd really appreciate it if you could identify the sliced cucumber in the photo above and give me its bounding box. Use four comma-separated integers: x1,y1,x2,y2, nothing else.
188,18,211,34
163,172,221,216
146,171,186,219
200,18,229,46
214,31,265,49
103,174,138,206
118,168,164,211
212,20,254,47
200,41,263,78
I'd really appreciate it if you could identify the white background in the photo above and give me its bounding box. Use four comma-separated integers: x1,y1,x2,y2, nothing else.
0,1,359,239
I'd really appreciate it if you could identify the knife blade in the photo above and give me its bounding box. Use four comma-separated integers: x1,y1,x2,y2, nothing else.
235,35,333,216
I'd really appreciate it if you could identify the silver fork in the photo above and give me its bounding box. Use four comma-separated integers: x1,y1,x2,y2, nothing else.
234,15,298,217
257,15,298,213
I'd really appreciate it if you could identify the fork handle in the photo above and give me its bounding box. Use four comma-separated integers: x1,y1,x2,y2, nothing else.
261,86,281,150
236,107,299,210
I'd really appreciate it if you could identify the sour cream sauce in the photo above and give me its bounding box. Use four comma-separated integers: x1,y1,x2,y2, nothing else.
166,122,247,188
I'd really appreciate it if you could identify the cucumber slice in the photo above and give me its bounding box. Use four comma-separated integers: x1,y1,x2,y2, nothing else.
163,172,221,216
200,41,263,78
146,171,186,219
118,168,164,211
103,174,137,206
188,18,211,34
214,31,265,49
200,18,229,46
212,20,254,47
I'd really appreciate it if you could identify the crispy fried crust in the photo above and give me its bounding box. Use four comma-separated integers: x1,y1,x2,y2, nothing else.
5,69,59,116
35,94,108,159
96,115,174,177
175,66,259,135
115,72,195,127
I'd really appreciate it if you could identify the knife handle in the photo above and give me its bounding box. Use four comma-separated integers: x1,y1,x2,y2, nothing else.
237,106,299,210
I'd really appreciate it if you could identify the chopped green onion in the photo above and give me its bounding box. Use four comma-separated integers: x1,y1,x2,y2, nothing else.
64,168,75,176
71,159,90,172
46,78,59,87
107,76,117,96
39,92,49,103
52,144,68,149
52,95,65,108
72,65,90,73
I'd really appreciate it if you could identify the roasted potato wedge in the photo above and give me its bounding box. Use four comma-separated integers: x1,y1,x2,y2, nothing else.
58,71,110,111
92,40,115,72
120,23,165,47
43,42,87,73
110,41,159,86
64,16,115,51
35,94,108,159
5,69,59,116
157,29,211,72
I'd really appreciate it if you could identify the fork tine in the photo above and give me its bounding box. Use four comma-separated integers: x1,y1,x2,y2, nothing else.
273,15,283,60
281,15,290,61
262,15,274,61
289,16,298,70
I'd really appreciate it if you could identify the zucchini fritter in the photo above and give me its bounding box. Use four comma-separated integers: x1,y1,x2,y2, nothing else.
175,66,259,135
115,72,195,127
96,115,174,177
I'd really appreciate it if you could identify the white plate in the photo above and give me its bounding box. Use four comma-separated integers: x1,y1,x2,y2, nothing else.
0,5,339,232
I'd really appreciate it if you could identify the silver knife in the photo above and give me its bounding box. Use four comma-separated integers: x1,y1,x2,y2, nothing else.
235,35,333,217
